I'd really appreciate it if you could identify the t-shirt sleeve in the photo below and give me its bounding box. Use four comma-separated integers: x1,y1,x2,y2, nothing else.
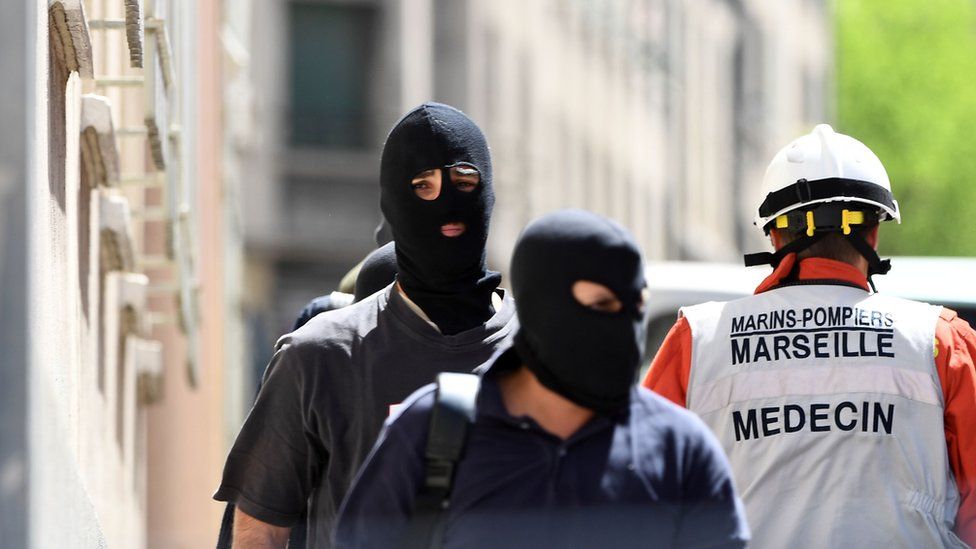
334,388,432,549
935,310,976,545
642,316,692,407
674,422,750,548
213,342,324,527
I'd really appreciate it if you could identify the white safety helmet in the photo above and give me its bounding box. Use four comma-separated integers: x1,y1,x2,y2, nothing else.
754,124,900,234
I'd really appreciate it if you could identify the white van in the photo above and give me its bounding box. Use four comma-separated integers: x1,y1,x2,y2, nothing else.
642,257,976,366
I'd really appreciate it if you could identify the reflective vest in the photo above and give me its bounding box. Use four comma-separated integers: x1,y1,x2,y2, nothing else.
682,284,965,549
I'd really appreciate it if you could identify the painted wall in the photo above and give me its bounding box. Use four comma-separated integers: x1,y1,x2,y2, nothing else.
26,0,145,545
145,0,237,546
0,1,244,546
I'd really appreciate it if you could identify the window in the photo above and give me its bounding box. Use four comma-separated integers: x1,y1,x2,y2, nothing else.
288,3,377,148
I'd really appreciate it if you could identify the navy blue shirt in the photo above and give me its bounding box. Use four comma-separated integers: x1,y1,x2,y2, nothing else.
335,348,749,548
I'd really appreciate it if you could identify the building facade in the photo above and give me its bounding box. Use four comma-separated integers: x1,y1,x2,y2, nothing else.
0,1,247,547
240,0,830,345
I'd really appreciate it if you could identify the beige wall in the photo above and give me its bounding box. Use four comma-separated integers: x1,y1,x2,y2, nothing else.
144,0,230,545
29,1,110,545
6,0,243,547
28,0,149,545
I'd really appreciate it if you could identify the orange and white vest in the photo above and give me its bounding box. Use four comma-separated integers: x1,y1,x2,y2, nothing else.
682,284,965,549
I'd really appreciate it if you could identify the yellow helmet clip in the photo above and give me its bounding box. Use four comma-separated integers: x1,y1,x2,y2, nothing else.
840,209,865,235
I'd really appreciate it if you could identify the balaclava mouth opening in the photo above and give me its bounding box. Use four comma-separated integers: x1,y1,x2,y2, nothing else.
510,209,647,415
379,102,500,335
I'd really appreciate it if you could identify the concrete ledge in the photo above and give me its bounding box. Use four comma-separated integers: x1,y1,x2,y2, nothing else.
144,116,166,170
99,193,135,272
130,338,163,405
115,272,148,313
101,273,148,470
143,0,173,170
80,94,120,186
143,45,168,170
48,0,94,79
125,0,144,68
154,24,175,91
176,271,200,386
102,273,149,372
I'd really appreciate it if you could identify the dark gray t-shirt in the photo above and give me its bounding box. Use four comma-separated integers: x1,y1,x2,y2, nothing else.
214,283,516,547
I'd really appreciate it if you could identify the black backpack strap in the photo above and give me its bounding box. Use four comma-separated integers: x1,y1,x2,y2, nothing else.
403,372,481,549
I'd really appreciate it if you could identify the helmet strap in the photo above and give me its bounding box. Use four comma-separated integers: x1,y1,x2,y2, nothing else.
744,232,825,269
743,228,891,292
843,232,891,292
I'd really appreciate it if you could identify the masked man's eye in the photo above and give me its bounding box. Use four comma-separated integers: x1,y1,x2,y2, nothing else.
572,280,623,313
411,169,441,200
450,166,481,192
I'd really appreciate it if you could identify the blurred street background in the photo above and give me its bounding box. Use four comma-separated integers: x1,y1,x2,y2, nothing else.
0,0,974,547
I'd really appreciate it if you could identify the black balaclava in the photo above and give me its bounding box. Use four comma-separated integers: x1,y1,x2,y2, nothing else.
380,102,500,335
353,241,398,303
511,209,647,415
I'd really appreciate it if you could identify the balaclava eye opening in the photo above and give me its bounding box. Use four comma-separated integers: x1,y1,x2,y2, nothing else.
510,209,647,415
379,102,500,335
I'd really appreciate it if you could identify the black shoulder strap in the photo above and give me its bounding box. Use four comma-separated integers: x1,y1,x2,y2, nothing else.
403,372,480,549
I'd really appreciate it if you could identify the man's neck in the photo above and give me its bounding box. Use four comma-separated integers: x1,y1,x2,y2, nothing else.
796,253,869,276
395,282,441,331
497,366,594,440
396,281,500,332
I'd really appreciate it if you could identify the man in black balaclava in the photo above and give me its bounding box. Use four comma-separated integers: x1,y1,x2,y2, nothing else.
380,102,500,334
510,209,646,414
336,210,749,549
214,103,516,548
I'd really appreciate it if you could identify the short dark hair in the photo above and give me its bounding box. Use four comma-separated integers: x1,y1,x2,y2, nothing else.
774,223,878,264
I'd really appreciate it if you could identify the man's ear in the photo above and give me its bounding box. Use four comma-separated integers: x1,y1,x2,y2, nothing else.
770,229,784,251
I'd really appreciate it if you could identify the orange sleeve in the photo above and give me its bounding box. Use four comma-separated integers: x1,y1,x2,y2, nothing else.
641,316,693,408
935,308,976,545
